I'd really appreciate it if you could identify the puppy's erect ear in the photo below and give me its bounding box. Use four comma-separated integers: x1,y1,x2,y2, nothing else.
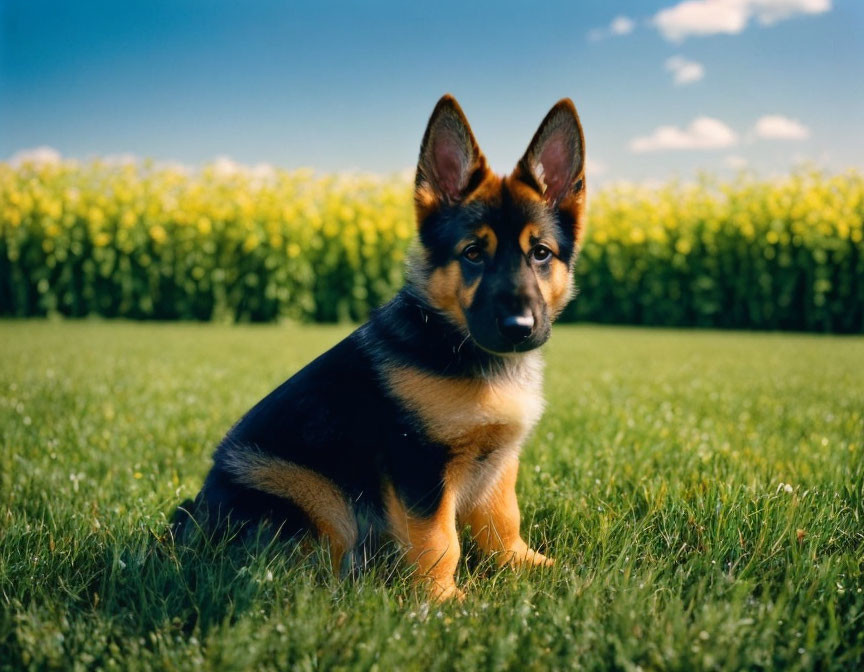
416,95,488,208
516,99,585,205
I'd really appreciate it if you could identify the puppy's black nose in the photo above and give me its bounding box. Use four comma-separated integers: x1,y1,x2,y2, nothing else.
497,313,534,343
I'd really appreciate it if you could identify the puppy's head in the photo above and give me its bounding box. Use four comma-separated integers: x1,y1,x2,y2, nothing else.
410,95,586,354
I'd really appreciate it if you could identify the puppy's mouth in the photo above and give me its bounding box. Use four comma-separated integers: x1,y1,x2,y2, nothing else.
468,331,549,356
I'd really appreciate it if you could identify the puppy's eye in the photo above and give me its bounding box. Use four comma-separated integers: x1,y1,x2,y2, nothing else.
531,245,552,263
462,244,483,263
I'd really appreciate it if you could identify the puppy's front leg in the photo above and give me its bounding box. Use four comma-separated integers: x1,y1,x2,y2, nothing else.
464,457,554,568
387,487,463,601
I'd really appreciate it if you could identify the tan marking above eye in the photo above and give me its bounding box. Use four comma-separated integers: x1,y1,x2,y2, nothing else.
475,225,497,257
457,225,497,259
518,224,559,257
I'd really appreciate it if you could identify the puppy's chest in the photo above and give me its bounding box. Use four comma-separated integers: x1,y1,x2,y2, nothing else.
385,359,545,457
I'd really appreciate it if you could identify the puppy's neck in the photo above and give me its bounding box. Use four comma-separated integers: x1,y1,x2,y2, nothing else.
364,289,537,380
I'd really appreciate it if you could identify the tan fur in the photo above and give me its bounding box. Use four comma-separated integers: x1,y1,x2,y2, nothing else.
507,167,587,246
518,223,538,255
460,273,481,309
462,457,554,567
223,451,358,570
385,483,463,601
426,261,469,328
475,224,498,258
514,221,571,317
414,184,440,224
518,223,560,257
384,354,544,515
504,174,545,205
541,260,574,318
463,171,502,207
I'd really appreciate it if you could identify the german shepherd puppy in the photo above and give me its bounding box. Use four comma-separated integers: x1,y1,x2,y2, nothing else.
178,95,586,600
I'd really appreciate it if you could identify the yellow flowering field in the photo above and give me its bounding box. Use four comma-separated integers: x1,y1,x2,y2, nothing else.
1,160,862,330
572,173,864,331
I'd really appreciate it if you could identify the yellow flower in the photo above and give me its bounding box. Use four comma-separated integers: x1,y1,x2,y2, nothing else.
121,211,137,228
88,207,105,227
675,239,692,255
149,225,168,244
243,233,260,252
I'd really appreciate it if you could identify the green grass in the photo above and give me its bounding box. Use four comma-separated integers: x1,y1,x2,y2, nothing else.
1,320,862,671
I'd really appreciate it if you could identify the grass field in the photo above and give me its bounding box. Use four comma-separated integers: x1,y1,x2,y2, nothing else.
1,320,862,670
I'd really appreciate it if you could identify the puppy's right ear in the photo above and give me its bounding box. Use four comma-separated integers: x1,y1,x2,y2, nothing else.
415,95,489,216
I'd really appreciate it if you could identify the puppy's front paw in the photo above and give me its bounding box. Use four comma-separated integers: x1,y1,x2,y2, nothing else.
519,548,555,567
426,581,466,602
501,542,555,568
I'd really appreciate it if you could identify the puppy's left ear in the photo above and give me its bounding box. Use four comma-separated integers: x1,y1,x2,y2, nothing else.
515,99,585,205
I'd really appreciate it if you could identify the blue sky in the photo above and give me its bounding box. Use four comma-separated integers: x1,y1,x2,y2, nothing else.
1,0,862,183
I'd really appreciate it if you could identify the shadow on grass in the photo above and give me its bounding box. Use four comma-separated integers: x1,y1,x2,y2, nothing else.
90,507,414,641
92,513,326,638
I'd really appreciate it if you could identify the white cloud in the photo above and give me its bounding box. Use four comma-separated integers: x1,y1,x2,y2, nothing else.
630,117,739,152
655,0,749,40
725,154,749,169
665,56,706,85
753,114,810,139
589,15,636,41
752,0,832,25
8,146,62,167
654,0,831,42
610,16,636,35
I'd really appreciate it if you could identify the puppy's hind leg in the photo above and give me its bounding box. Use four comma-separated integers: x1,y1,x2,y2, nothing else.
221,450,359,574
